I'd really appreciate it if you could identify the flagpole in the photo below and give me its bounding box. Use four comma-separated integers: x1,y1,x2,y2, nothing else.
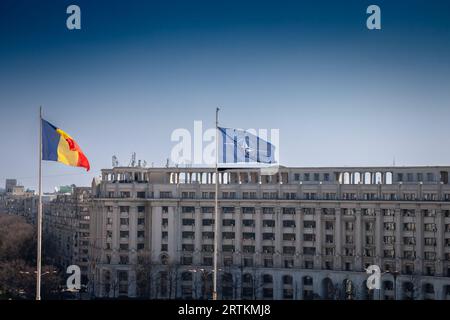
36,106,43,300
212,107,220,300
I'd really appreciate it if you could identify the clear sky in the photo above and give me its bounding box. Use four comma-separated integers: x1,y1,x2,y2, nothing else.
1,0,450,192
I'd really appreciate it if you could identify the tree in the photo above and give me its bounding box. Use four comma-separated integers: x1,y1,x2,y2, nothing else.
0,214,62,299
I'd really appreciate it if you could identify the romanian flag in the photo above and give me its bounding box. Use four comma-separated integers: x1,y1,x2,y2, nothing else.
41,119,90,171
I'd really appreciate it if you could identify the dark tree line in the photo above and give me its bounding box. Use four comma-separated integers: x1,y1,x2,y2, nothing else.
0,214,62,299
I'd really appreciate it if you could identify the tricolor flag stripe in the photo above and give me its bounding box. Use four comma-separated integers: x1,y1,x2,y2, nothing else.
42,119,90,171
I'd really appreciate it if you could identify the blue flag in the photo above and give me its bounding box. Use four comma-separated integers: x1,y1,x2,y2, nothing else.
218,127,276,164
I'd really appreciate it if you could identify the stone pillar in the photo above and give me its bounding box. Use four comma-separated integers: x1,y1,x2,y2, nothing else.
375,207,383,267
194,206,202,265
355,208,363,271
314,207,322,268
295,205,302,268
255,207,262,266
129,206,138,265
335,208,342,270
395,208,402,272
234,206,242,265
436,210,444,276
415,209,423,274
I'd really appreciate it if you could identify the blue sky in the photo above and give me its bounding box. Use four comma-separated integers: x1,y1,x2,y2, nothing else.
1,0,450,192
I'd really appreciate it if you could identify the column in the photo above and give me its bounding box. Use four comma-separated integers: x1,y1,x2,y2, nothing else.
295,205,302,268
194,206,202,265
355,208,363,271
129,206,138,265
274,207,282,268
395,208,402,272
436,209,444,276
112,205,120,264
415,208,423,274
375,207,383,267
234,206,242,265
335,208,342,270
314,207,322,268
255,207,262,266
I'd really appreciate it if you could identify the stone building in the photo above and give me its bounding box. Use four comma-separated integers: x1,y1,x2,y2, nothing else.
44,187,91,284
89,166,450,300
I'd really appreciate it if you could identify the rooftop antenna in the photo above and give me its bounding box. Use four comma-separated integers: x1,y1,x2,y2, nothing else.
112,155,119,168
129,152,136,167
165,158,169,168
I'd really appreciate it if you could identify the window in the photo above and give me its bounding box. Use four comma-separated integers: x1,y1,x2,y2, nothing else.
242,192,257,199
120,206,129,213
304,173,310,181
137,192,146,199
282,208,295,215
314,173,320,181
202,219,214,226
181,192,195,199
242,207,255,214
263,246,275,254
222,219,235,227
304,221,316,229
201,207,214,213
182,219,195,226
324,173,330,181
160,192,172,199
202,245,214,252
181,256,193,265
119,255,129,264
222,207,235,213
243,246,255,253
202,192,215,199
222,232,235,240
283,233,295,241
262,207,274,214
120,231,129,238
222,245,234,252
263,233,275,240
202,232,214,239
182,244,194,252
222,192,236,199
283,220,295,228
303,234,315,242
120,218,129,226
243,232,255,240
263,220,275,227
182,231,195,239
243,219,255,227
182,206,195,213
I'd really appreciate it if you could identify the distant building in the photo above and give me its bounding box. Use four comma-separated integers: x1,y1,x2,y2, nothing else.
5,179,17,194
44,187,91,284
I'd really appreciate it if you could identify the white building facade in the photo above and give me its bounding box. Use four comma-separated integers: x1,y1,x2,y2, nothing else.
89,166,450,300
